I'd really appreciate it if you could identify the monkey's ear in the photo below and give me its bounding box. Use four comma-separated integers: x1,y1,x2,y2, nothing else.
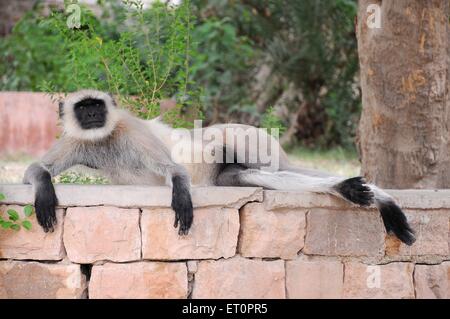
107,93,117,107
58,102,64,118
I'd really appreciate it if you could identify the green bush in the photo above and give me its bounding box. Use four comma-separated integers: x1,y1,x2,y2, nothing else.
0,8,67,91
45,0,201,124
190,18,256,122
1,0,202,126
0,0,360,149
260,106,286,137
191,0,360,149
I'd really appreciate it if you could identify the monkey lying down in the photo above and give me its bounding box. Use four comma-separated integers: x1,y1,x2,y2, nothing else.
23,90,415,245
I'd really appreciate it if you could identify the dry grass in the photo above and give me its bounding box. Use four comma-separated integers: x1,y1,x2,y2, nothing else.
286,146,361,177
0,155,34,184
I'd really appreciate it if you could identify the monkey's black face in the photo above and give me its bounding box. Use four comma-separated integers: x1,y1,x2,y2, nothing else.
74,98,107,129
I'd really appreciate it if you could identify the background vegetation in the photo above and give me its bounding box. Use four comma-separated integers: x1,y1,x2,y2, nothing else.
0,0,360,150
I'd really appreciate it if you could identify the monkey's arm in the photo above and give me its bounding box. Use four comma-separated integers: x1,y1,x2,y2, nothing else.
135,131,193,235
148,159,193,236
23,139,76,232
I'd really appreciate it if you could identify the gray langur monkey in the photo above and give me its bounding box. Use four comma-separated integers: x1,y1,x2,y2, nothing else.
24,89,415,245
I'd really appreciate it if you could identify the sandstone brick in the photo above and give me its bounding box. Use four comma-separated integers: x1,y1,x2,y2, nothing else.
0,261,86,299
0,205,65,260
141,207,239,260
286,258,343,298
192,256,285,299
63,206,140,263
238,203,306,259
343,262,414,299
414,262,450,299
89,262,187,299
304,208,385,257
386,210,449,257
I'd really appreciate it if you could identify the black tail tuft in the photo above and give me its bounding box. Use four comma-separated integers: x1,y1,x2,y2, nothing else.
334,176,374,207
377,200,416,246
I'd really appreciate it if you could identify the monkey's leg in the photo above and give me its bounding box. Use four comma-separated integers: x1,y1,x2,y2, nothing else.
279,164,336,178
280,163,415,245
216,165,415,245
216,165,373,205
220,126,415,245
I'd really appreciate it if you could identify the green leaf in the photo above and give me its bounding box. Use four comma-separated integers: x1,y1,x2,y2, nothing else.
7,209,19,222
22,220,32,230
24,205,34,217
0,193,5,201
10,224,20,231
1,221,13,229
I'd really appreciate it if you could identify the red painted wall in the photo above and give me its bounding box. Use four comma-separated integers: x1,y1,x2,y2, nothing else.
0,92,177,157
0,92,60,156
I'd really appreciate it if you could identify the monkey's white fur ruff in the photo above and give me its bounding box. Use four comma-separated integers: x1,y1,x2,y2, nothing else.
62,89,120,141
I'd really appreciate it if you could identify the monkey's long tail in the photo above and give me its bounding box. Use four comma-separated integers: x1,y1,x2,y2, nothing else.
333,177,416,246
370,185,416,245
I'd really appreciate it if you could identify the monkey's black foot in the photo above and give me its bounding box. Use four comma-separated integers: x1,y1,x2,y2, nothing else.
35,183,58,232
334,176,374,207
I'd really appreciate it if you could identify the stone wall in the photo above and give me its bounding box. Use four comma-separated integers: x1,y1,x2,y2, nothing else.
0,185,449,299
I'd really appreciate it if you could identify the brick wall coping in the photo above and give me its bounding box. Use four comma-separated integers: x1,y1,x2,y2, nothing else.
1,184,450,209
0,185,263,209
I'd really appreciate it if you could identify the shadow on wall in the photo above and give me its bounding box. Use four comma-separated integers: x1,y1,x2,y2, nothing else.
0,92,60,156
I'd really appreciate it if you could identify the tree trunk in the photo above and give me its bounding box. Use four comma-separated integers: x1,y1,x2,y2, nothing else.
357,0,450,188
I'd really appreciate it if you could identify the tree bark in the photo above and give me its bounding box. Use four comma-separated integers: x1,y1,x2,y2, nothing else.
357,0,450,188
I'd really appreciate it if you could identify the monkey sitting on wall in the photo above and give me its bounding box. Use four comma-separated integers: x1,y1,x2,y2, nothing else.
24,89,415,245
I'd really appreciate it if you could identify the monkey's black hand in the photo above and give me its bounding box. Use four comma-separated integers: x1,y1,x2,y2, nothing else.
334,176,374,207
172,197,193,236
171,175,193,235
35,180,58,233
